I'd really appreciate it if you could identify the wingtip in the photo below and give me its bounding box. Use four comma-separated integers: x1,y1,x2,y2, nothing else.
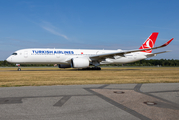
161,38,174,47
167,38,174,44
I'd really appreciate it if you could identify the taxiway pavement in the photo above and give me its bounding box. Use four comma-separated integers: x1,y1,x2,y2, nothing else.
0,83,179,120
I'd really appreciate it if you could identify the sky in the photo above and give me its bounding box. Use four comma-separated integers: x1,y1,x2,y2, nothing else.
0,0,179,60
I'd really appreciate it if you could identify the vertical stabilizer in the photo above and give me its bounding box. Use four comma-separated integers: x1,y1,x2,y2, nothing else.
139,32,159,53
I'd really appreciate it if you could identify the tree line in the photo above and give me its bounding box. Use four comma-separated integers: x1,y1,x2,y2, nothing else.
0,59,179,67
104,59,179,67
0,60,54,67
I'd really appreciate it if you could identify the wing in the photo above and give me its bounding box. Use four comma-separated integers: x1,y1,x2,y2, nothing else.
90,38,174,61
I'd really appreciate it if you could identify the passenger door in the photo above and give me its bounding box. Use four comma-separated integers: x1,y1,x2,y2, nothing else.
24,51,28,58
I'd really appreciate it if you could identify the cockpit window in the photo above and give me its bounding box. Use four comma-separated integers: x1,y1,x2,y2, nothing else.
12,53,17,55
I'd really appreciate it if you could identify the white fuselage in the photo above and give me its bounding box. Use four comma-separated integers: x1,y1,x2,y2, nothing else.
6,48,149,65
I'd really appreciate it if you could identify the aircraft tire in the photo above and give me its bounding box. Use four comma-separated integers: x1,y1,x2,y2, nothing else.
82,67,101,70
17,68,21,71
92,67,101,70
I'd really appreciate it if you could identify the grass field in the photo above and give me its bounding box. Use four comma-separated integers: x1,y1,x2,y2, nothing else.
0,67,179,87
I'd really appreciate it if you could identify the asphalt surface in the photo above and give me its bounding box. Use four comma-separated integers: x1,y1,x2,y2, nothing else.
0,83,179,120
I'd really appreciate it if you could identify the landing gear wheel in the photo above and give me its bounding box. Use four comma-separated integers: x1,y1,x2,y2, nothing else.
17,68,21,71
82,67,101,70
93,67,101,70
91,67,101,70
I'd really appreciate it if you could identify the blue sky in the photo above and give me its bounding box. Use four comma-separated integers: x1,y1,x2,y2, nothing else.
0,0,179,60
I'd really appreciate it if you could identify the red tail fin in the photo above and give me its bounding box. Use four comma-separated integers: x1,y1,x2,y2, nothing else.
139,32,159,53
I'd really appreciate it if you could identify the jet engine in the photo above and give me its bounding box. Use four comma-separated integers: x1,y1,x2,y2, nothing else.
58,64,71,68
71,58,89,68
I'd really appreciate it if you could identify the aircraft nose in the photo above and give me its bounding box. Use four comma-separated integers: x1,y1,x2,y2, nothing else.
6,56,11,62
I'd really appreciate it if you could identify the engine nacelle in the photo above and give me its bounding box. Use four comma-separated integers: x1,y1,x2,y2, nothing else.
71,58,89,68
58,64,71,68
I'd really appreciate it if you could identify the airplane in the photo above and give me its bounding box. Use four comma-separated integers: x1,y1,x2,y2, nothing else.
6,32,174,71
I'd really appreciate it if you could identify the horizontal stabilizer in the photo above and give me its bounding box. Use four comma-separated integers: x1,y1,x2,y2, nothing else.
146,51,172,58
153,51,172,54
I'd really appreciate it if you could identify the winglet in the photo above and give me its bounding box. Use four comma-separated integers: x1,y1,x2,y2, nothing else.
161,38,174,47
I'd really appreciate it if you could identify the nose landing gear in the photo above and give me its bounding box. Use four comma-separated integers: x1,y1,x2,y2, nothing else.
16,64,21,71
17,68,21,71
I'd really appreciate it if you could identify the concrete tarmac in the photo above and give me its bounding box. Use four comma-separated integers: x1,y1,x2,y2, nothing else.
0,83,179,120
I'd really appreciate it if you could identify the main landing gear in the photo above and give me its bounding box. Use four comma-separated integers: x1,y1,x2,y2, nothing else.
82,67,101,70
